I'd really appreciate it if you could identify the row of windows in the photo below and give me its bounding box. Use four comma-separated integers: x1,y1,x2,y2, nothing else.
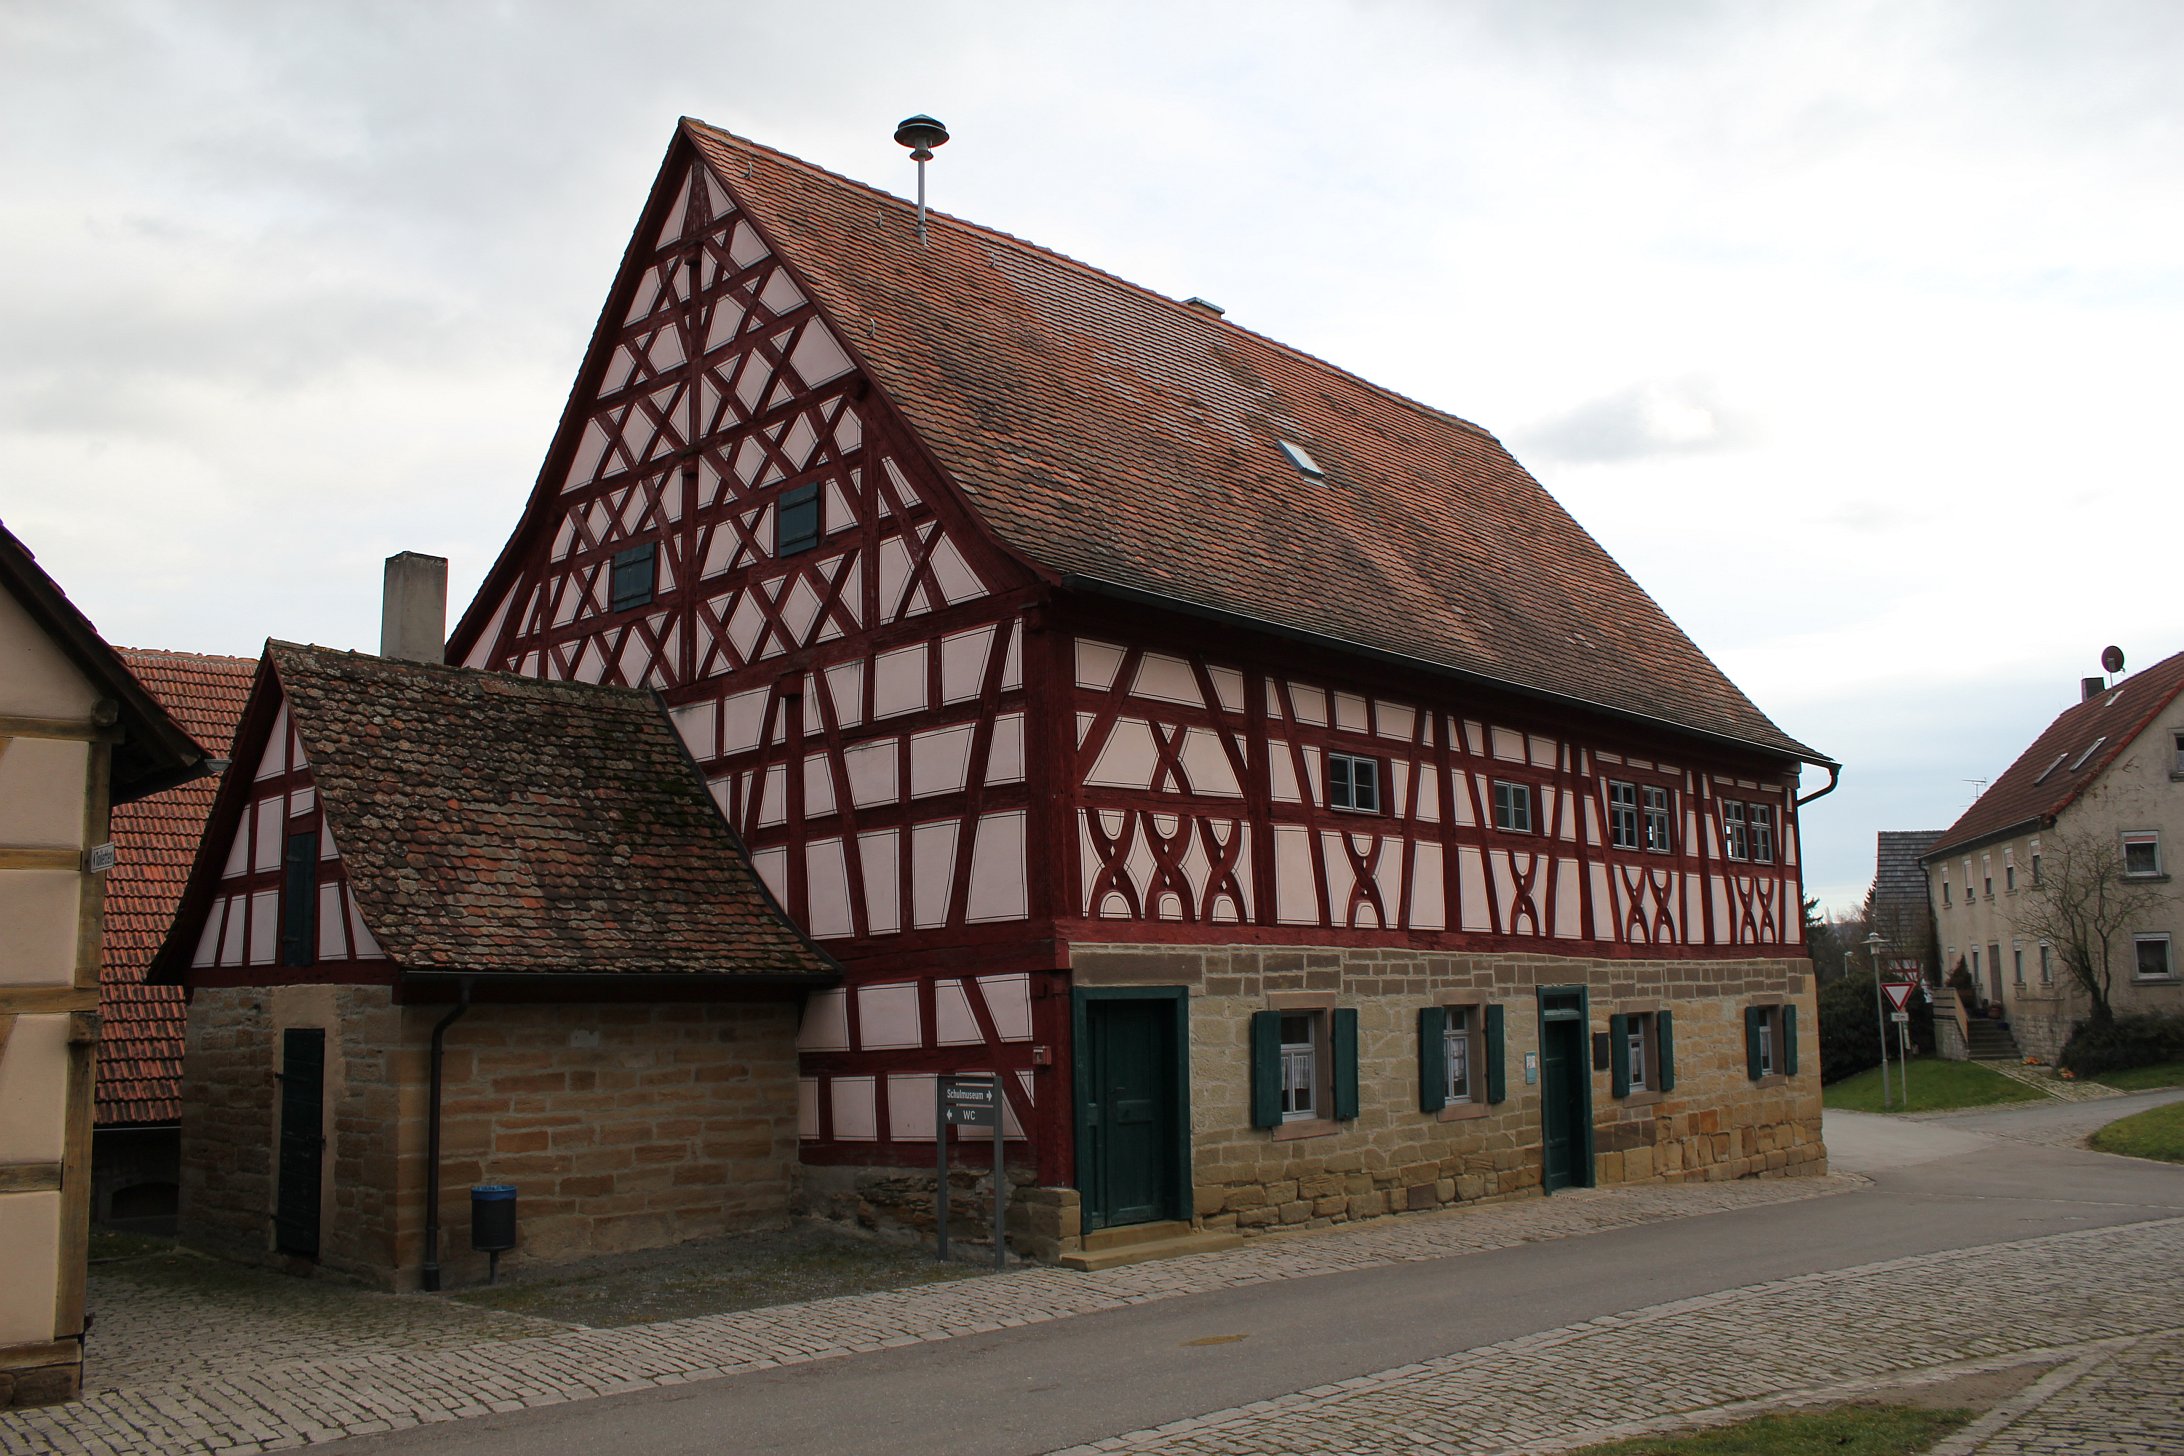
601,483,828,616
1326,754,1777,860
1247,1000,1797,1130
1940,833,2166,909
1953,935,2177,986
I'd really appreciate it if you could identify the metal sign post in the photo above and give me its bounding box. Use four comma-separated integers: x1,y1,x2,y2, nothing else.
938,1074,1005,1270
1881,980,1918,1111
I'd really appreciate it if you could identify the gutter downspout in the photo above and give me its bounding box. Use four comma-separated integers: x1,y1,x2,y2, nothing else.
421,979,472,1293
1795,760,1841,807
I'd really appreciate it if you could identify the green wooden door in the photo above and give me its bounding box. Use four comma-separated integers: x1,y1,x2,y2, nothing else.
275,1028,325,1257
1538,991,1593,1193
1082,998,1180,1229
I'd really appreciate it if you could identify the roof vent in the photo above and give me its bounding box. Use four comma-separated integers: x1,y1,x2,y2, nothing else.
1277,440,1325,480
892,114,949,246
1184,296,1226,317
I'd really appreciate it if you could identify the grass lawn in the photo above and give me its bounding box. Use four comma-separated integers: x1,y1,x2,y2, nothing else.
2089,1099,2184,1163
2095,1060,2184,1091
1570,1404,1972,1455
1822,1058,2047,1114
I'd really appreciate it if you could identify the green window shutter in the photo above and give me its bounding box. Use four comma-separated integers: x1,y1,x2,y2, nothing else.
1609,1013,1631,1098
1484,1003,1507,1104
1656,1009,1676,1092
1783,1004,1799,1076
1745,1006,1764,1080
1332,1008,1360,1121
1250,1010,1283,1128
1417,1006,1448,1114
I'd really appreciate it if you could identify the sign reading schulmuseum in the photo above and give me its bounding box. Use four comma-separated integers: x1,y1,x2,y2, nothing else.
940,1074,999,1128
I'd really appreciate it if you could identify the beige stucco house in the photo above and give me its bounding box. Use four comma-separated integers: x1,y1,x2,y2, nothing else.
1,522,207,1408
1923,653,2184,1063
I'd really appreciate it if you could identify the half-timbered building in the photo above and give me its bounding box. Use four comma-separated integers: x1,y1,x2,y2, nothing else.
436,120,1835,1263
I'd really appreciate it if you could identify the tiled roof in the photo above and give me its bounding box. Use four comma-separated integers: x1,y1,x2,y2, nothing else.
237,643,833,979
1926,650,2184,860
1871,829,1942,920
98,650,255,1125
680,122,1821,766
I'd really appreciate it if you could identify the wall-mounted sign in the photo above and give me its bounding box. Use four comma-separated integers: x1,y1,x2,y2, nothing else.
83,843,116,874
1523,1052,1540,1086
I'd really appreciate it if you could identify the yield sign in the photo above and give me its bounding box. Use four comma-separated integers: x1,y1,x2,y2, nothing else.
1882,980,1919,1013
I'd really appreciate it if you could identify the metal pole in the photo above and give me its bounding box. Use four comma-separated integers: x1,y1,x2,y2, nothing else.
915,157,928,244
1867,935,1891,1109
992,1089,1006,1272
1900,1022,1914,1110
934,1078,949,1263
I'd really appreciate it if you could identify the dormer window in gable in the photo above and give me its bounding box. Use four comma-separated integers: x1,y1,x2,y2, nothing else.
610,542,658,612
776,482,822,556
1277,440,1326,481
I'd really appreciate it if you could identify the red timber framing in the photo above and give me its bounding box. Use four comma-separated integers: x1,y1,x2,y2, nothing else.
447,143,1073,1181
1056,599,1802,958
174,677,393,990
445,133,1809,1193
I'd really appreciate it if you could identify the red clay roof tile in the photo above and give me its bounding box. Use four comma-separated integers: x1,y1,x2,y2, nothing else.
680,121,1821,766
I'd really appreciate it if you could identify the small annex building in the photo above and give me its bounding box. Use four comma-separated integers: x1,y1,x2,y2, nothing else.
94,649,254,1233
413,119,1837,1267
156,639,835,1289
2,522,210,1407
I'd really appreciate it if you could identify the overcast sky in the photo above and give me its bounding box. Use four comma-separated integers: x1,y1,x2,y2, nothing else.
4,1,2180,915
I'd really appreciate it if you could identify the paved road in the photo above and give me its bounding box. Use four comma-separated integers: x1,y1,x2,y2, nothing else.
343,1092,2183,1456
7,1090,2179,1456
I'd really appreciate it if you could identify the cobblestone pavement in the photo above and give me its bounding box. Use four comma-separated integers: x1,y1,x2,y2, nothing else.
1983,1060,2127,1102
2,1174,1851,1455
5,1161,2179,1456
1049,1216,2184,1456
1908,1086,2184,1151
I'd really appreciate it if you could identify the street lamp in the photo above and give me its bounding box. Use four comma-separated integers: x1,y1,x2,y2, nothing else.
1865,932,1893,1109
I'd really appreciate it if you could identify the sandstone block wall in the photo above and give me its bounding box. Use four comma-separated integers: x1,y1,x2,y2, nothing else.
1072,943,1824,1241
182,987,802,1289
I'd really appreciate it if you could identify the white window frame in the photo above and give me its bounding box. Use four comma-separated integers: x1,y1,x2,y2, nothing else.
1626,1011,1652,1091
2134,934,2175,982
2012,941,2024,985
1492,780,1534,834
2004,848,2016,893
1722,800,1748,862
1755,1006,1778,1077
2121,832,2163,879
1982,854,1993,898
1607,780,1640,850
2039,942,2053,984
2173,730,2184,777
1941,874,1952,907
1279,1011,1321,1121
1327,752,1381,814
1642,785,1673,853
1749,804,1775,864
1444,1006,1474,1104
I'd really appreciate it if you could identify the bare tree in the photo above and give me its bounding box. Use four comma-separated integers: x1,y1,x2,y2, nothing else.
2014,830,2176,1027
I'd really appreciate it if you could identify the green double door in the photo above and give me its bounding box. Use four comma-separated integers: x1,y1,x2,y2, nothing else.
1077,995,1187,1230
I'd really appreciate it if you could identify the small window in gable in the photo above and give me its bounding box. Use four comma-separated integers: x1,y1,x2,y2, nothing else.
609,543,657,612
2122,832,2162,879
1328,752,1381,813
1276,440,1325,480
776,482,822,556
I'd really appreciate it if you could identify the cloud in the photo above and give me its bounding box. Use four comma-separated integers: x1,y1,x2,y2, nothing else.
1514,379,1752,464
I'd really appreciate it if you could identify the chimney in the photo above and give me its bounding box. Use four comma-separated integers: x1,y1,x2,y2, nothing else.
2081,676,2105,702
381,552,449,663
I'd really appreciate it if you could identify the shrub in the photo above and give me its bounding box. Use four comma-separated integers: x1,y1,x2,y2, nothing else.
2058,1012,2184,1077
1817,970,1936,1085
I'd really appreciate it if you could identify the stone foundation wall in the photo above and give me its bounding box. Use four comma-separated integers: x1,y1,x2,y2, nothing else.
181,986,803,1289
1072,944,1824,1241
799,1162,1045,1261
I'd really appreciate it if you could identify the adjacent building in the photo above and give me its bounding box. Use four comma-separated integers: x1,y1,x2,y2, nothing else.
1923,654,2184,1063
1,523,208,1408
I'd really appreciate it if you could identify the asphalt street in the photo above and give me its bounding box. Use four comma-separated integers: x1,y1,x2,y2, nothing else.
337,1091,2184,1456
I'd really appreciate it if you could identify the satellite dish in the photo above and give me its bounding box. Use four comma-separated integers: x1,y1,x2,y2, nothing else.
2101,645,2125,675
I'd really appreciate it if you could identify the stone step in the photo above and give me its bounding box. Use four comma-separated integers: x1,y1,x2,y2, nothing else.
1061,1222,1244,1272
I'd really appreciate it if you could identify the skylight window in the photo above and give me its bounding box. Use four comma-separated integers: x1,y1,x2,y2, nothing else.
1277,440,1325,480
2068,736,2107,772
2033,753,2068,785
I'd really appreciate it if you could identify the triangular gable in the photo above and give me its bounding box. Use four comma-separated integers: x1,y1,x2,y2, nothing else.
152,650,391,983
449,131,1036,682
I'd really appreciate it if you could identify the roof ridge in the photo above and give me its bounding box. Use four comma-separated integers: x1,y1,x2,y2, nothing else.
683,118,1502,446
267,640,658,702
118,646,256,666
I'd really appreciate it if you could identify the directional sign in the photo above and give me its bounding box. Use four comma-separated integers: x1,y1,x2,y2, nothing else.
1882,981,1919,1013
939,1074,999,1129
